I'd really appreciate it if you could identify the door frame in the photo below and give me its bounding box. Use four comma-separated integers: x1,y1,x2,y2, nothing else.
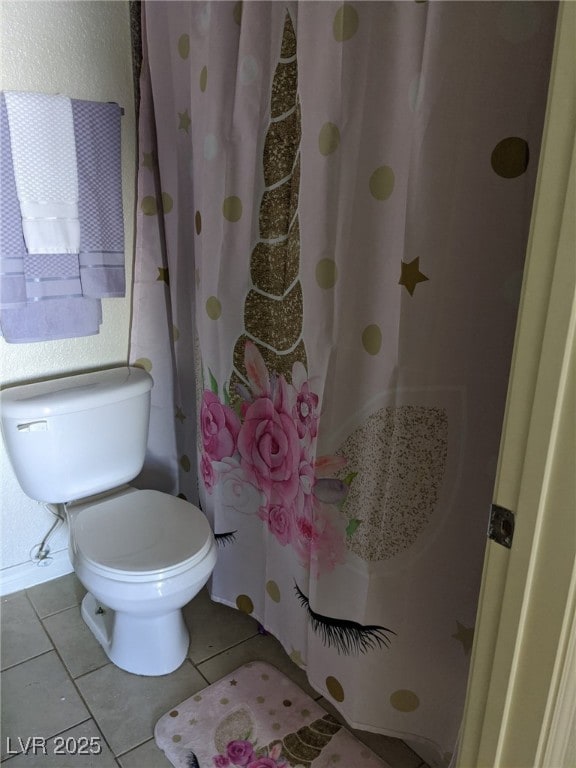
458,3,576,766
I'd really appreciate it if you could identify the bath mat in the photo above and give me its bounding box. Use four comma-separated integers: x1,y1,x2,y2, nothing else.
155,661,392,768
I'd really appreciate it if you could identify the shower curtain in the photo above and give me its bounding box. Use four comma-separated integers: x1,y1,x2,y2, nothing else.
130,2,557,764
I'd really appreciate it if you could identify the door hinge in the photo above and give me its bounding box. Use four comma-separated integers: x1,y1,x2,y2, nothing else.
488,504,515,549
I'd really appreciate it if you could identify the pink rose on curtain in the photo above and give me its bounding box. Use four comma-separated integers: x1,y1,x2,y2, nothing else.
226,740,255,766
201,452,216,492
292,499,347,576
311,502,348,576
291,362,319,439
212,756,231,767
238,396,300,503
292,505,319,565
258,502,294,545
201,390,241,461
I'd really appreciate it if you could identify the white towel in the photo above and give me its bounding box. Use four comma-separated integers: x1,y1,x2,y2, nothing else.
3,91,80,254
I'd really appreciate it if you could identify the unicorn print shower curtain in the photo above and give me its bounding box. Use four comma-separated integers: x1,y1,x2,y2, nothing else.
130,2,557,763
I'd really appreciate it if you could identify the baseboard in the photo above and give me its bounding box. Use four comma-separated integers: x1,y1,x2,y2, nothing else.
0,549,73,596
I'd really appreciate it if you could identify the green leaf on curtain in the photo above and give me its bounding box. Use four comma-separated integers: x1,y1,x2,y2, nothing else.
343,471,358,486
346,519,362,538
208,368,219,396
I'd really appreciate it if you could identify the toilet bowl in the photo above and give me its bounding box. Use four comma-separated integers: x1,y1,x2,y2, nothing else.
69,487,217,676
0,367,218,677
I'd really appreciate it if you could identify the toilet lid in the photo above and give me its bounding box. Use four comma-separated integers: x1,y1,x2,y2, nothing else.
74,489,213,575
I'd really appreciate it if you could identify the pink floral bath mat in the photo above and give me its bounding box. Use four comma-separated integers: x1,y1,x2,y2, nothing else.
155,661,392,768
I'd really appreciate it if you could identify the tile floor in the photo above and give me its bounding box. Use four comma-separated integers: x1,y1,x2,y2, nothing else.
1,574,429,767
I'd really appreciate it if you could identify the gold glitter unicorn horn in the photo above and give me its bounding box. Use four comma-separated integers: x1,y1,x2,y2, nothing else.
269,713,342,767
230,8,307,403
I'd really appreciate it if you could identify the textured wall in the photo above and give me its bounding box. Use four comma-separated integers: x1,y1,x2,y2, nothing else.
0,1,136,591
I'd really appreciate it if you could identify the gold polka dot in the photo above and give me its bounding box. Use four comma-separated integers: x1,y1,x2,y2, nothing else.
180,454,191,472
333,4,359,42
266,580,281,603
172,735,182,743
256,696,265,703
161,192,173,214
236,594,254,614
141,196,157,216
193,695,202,702
369,166,395,200
200,65,208,93
330,756,341,764
233,1,243,25
283,699,292,707
268,709,276,715
172,325,180,342
133,357,152,372
272,722,281,731
319,122,340,155
301,708,310,717
491,137,529,178
178,34,190,59
206,296,222,320
220,698,229,705
223,195,243,222
316,258,338,289
390,689,420,712
195,210,202,235
362,324,382,355
261,673,269,680
169,710,179,718
326,676,345,702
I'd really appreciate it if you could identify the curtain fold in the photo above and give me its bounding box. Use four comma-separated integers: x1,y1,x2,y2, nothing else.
130,3,557,763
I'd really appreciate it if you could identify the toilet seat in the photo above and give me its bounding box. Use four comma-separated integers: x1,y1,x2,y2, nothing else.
73,489,214,582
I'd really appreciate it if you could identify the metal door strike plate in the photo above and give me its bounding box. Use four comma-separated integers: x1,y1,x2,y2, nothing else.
488,504,515,549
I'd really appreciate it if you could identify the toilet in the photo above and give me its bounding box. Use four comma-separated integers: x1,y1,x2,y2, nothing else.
0,366,217,676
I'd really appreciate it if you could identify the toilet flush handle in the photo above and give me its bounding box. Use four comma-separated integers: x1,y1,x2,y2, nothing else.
17,421,48,432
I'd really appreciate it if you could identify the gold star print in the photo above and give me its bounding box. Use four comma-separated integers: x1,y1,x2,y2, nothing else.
452,621,474,655
157,267,170,285
229,679,238,687
399,257,429,296
178,109,191,133
142,151,155,170
175,406,186,423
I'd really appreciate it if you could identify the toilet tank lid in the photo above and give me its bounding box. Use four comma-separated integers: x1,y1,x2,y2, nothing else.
0,367,153,419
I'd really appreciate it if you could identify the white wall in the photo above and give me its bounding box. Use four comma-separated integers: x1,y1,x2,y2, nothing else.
0,1,136,594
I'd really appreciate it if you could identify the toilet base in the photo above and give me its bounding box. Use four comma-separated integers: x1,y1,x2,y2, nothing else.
81,593,190,676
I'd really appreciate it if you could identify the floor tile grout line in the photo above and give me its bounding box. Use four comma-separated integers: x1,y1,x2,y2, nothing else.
0,647,55,674
53,650,120,760
67,658,113,682
38,613,113,682
188,628,262,666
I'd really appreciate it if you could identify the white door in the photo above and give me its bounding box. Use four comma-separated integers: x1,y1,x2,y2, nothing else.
458,3,576,766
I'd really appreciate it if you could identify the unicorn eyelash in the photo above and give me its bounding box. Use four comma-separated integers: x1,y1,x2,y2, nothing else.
294,583,396,655
214,531,237,547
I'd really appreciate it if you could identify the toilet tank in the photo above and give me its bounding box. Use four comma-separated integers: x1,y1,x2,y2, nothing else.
0,367,153,503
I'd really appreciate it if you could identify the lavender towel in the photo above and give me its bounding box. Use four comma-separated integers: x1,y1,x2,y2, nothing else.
72,99,125,298
0,95,102,343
